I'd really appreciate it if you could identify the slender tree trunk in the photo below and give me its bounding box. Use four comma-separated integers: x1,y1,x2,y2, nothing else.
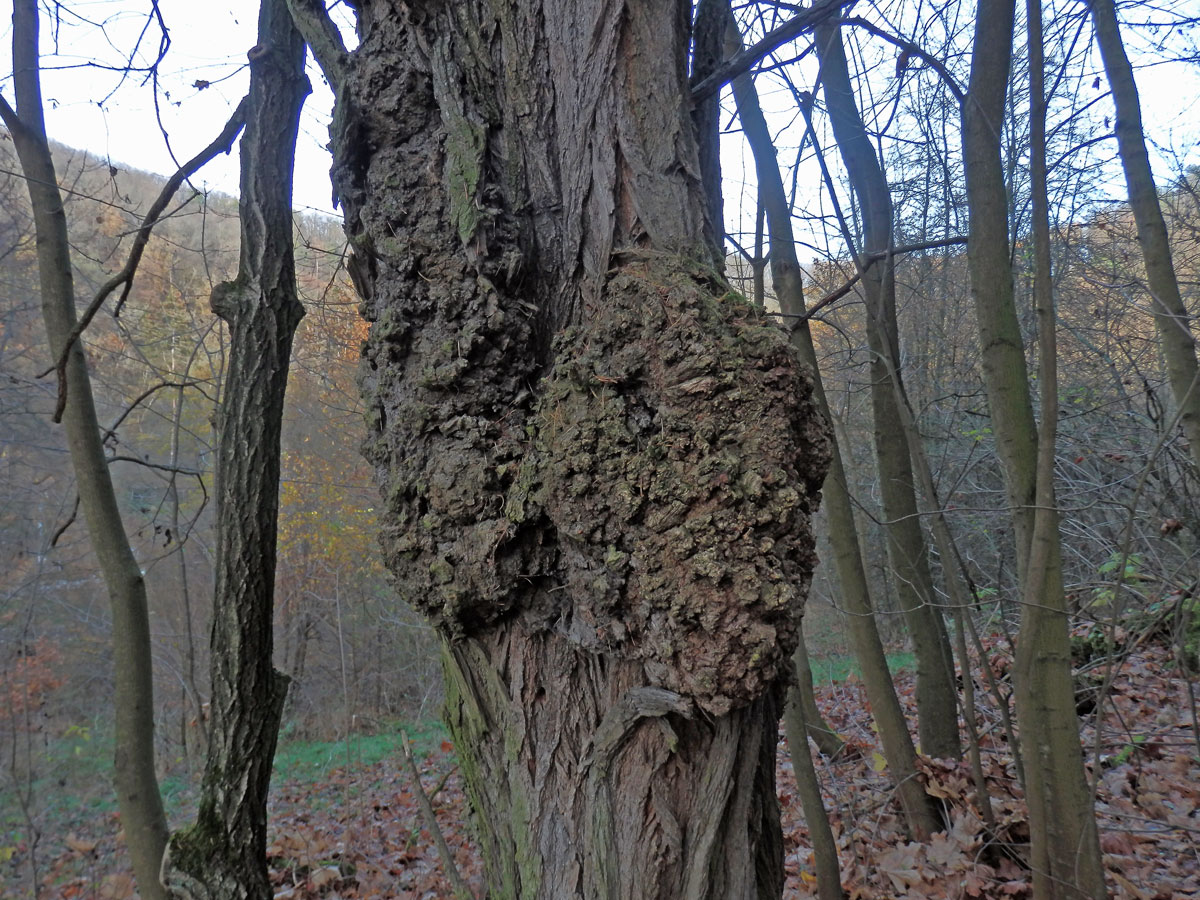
289,2,831,896
161,2,308,897
962,0,1038,569
0,5,169,897
722,4,940,841
1088,0,1200,477
691,0,728,264
1018,4,1106,896
785,624,844,760
169,379,208,760
963,2,1106,895
781,656,846,900
814,20,960,761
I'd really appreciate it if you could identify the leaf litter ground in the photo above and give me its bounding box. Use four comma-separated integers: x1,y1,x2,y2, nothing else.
4,637,1196,899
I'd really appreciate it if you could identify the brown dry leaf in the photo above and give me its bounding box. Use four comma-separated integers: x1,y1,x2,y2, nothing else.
309,866,341,890
1100,830,1137,855
1112,871,1152,900
926,830,966,869
65,833,98,854
877,843,925,893
962,871,986,897
99,873,136,899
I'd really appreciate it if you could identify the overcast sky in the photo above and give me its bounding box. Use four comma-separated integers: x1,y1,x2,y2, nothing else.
3,2,1199,244
2,2,344,216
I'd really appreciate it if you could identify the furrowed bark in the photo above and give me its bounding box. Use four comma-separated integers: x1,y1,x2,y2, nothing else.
161,1,309,896
2,4,169,896
290,1,831,896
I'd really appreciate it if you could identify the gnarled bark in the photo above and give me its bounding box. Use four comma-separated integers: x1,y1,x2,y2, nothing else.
288,2,830,896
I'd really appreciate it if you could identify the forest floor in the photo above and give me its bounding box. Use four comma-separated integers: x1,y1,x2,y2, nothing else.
3,634,1197,899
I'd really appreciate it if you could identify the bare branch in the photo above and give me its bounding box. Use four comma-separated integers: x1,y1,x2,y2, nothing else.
50,494,80,547
766,237,968,322
42,99,248,423
0,94,34,144
101,380,208,447
284,0,351,91
107,455,202,477
401,732,474,900
692,0,856,101
839,16,966,104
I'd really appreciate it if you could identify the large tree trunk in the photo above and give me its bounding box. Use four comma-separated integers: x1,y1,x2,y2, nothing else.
813,19,960,761
1088,0,1200,479
1,4,169,896
161,2,309,897
963,2,1105,896
289,2,830,896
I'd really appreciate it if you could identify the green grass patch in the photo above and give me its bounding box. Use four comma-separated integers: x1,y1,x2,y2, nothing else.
271,718,450,783
808,650,916,685
0,719,121,848
0,717,451,851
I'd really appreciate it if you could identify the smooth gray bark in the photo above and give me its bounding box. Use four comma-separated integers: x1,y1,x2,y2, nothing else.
814,19,961,761
1,5,170,896
1089,0,1200,477
1014,3,1106,896
963,1,1106,895
722,4,940,842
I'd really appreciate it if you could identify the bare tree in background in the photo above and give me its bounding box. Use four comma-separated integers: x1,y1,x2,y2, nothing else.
1088,0,1200,482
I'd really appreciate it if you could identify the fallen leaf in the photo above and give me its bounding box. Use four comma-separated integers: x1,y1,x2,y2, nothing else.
100,873,136,899
65,834,98,854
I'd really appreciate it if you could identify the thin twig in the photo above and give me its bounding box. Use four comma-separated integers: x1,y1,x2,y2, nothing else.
50,493,80,547
764,237,967,320
692,0,856,101
42,99,248,422
401,731,473,900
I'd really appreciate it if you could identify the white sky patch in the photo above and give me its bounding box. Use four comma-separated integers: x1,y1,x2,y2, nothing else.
2,1,1198,255
2,2,341,216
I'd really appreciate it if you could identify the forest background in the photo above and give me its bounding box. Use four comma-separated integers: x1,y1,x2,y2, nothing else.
2,0,1200,897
